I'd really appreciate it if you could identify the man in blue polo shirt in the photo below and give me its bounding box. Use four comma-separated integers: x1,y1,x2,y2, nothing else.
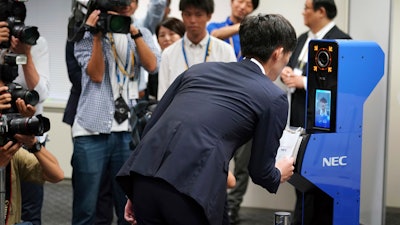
207,0,259,62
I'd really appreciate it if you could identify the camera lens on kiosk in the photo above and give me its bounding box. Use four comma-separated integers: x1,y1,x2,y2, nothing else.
317,50,330,68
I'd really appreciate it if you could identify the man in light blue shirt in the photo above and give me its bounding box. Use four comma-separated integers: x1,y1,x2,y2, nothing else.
72,1,160,224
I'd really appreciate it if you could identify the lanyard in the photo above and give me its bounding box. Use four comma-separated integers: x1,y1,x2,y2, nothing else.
181,37,211,69
108,33,135,80
108,33,133,95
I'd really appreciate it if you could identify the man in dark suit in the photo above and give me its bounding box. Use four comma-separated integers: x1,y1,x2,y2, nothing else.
116,14,297,225
280,0,351,224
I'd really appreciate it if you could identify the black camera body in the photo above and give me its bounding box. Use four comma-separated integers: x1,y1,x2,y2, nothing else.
0,49,27,83
0,113,50,146
3,17,39,47
0,0,48,147
68,0,132,42
96,12,132,34
93,0,132,34
0,0,40,49
1,82,39,114
0,16,40,49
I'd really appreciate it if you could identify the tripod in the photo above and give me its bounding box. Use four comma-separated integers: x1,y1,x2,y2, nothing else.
1,167,6,225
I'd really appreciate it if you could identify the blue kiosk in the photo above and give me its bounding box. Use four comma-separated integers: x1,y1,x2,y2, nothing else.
288,39,385,225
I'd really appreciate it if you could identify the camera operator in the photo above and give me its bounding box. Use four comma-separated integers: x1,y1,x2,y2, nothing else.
71,0,160,224
0,1,50,225
0,85,64,225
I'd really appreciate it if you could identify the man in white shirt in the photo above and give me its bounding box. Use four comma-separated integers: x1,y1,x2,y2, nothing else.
157,0,236,100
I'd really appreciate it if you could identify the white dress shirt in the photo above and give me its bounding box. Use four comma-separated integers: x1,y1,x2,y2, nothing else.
157,33,236,99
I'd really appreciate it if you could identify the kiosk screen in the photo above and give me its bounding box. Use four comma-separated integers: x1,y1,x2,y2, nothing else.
314,89,331,129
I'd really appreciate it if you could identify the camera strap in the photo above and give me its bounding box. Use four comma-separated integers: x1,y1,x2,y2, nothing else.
1,164,11,225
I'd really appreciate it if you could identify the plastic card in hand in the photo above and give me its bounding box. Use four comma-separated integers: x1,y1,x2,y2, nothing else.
276,127,304,164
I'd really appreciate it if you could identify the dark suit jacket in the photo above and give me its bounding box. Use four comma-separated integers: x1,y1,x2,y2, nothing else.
62,41,82,126
288,25,351,127
117,59,288,225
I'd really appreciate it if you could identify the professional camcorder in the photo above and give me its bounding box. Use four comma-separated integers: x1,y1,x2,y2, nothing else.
68,0,132,42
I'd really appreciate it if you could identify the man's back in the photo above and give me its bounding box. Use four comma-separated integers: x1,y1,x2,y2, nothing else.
118,59,288,225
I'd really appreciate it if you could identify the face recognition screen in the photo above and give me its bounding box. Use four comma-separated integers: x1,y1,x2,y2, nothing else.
314,89,331,129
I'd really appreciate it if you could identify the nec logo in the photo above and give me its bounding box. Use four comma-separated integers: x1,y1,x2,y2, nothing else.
322,156,348,167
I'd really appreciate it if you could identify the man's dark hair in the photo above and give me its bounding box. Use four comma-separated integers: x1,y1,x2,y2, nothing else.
239,14,297,63
0,0,10,21
251,0,259,10
0,0,27,22
155,17,186,39
313,0,337,19
179,0,214,15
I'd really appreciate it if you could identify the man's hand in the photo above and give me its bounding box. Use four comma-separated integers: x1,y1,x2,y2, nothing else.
86,10,101,27
15,98,36,117
280,66,305,90
10,36,32,55
124,199,137,225
0,140,22,167
0,21,10,44
0,86,12,111
13,134,36,149
275,157,295,183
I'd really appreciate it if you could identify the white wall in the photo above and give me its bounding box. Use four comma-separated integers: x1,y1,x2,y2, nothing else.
23,0,398,218
386,0,400,208
348,0,391,224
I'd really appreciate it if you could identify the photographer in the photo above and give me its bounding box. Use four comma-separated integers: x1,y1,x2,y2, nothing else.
0,85,64,225
0,1,50,224
71,0,160,224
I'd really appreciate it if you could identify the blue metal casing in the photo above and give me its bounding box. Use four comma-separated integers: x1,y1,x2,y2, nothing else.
293,40,384,225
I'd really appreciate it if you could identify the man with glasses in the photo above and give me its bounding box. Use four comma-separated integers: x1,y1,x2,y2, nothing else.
280,1,351,224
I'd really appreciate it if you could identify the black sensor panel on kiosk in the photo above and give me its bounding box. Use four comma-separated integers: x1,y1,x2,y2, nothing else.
306,40,338,133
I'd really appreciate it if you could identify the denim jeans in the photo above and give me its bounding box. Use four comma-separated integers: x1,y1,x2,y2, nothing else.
71,132,131,225
20,182,43,225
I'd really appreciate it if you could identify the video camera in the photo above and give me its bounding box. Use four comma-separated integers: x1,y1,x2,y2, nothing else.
68,0,132,42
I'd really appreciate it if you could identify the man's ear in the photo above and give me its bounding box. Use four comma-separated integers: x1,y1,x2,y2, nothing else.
318,6,327,17
273,47,284,61
206,13,212,22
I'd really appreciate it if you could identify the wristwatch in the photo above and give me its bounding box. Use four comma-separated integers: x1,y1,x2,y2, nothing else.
25,141,42,154
131,30,143,40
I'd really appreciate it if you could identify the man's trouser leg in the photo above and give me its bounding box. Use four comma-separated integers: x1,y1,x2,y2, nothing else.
227,139,252,224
